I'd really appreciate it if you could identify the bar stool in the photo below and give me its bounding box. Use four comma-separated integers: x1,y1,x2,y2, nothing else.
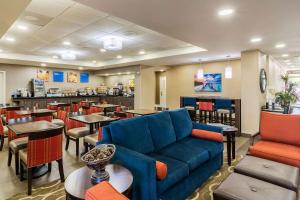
214,99,233,125
199,101,214,123
19,126,65,195
181,97,197,121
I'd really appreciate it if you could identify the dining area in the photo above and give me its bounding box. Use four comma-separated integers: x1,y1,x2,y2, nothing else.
0,100,139,197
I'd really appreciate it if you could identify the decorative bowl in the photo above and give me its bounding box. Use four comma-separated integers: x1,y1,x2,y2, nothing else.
81,144,116,185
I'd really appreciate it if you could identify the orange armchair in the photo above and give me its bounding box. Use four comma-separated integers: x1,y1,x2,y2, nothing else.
249,111,300,168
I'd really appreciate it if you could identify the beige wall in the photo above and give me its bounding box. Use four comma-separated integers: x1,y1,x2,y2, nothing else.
0,64,104,102
166,59,241,109
267,56,284,100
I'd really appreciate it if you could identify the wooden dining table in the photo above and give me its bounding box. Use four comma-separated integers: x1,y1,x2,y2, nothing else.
7,120,63,178
125,109,158,116
92,104,119,116
15,109,55,116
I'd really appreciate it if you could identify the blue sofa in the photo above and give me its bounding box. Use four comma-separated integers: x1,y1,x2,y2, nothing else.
97,108,224,200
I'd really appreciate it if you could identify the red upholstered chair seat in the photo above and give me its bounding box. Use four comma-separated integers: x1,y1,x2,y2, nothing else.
249,141,300,168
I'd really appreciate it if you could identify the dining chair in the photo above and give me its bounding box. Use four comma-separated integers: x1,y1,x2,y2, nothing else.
65,112,90,156
7,117,33,175
89,106,103,115
19,126,65,195
84,127,103,153
72,102,80,112
0,118,8,150
52,110,67,127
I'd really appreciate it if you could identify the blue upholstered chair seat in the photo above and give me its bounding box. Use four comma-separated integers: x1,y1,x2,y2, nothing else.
148,153,189,195
178,137,224,159
157,142,210,171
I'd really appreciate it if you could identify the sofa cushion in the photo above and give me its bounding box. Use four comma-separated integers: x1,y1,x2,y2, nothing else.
169,108,193,140
147,112,176,150
249,141,300,168
148,153,189,195
179,137,224,159
158,142,209,171
110,116,154,154
260,112,300,146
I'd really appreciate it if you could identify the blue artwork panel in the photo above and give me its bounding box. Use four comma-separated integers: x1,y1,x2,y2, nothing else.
194,73,222,92
53,71,64,82
80,72,89,83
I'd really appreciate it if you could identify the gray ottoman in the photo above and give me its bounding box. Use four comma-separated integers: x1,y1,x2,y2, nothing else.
213,173,296,200
234,156,299,191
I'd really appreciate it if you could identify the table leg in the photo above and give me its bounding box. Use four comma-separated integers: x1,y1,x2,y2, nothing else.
104,108,107,116
89,124,94,135
232,132,236,160
227,133,232,166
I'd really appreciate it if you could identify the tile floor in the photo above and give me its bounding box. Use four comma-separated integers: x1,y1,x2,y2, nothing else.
0,136,250,199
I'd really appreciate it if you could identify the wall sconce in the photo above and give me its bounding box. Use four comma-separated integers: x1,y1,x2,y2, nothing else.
225,56,232,79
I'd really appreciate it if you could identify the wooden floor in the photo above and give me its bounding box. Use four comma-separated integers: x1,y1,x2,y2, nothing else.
0,135,250,199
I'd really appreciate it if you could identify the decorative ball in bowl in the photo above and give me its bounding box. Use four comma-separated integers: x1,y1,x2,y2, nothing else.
81,144,116,185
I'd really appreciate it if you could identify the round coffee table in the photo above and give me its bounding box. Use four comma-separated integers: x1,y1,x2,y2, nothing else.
65,164,133,200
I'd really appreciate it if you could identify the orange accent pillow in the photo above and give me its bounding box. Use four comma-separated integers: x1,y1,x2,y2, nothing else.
85,181,129,200
156,161,167,180
192,129,223,142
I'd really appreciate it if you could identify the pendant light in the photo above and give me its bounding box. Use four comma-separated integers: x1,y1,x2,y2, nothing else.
225,56,232,79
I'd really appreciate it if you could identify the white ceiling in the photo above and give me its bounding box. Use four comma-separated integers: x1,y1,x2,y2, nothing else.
76,0,300,69
0,0,205,70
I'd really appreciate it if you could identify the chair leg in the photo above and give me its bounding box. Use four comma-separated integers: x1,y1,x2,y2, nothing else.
0,135,4,151
15,152,19,175
65,136,70,150
7,148,12,166
57,159,65,182
48,162,52,173
84,142,89,153
75,139,79,156
20,161,24,181
27,168,32,195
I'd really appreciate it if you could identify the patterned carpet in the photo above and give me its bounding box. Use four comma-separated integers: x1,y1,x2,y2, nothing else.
7,155,243,200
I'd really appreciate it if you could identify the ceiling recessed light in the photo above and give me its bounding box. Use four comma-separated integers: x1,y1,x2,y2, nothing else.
17,25,28,30
78,67,83,70
52,55,58,59
100,48,106,52
250,37,262,43
139,50,145,55
40,63,46,67
105,73,109,76
63,41,71,46
118,72,121,75
275,43,286,48
92,60,97,64
117,55,122,59
218,9,234,16
127,72,131,74
282,54,289,57
5,37,15,42
0,49,3,53
102,36,123,51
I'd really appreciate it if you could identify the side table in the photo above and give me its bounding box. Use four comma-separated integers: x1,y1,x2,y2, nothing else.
65,164,133,200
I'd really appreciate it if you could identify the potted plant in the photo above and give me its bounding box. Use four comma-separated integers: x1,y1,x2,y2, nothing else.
275,74,298,114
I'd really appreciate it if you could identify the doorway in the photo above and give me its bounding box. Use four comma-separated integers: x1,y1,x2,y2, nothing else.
0,71,6,104
159,76,167,107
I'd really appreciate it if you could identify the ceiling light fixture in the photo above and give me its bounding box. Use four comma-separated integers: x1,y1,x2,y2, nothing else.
218,9,234,16
100,48,106,52
61,51,76,60
5,37,15,42
0,49,3,53
250,37,262,43
117,55,122,59
118,72,121,75
225,56,232,79
52,55,58,59
78,67,83,70
196,59,204,79
40,63,46,67
63,41,71,46
282,54,289,57
139,50,145,55
92,60,97,64
102,36,123,51
275,43,286,48
127,72,131,75
17,25,28,30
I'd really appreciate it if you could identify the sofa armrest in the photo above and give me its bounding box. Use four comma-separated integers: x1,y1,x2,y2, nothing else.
112,145,157,200
192,122,223,133
251,132,260,145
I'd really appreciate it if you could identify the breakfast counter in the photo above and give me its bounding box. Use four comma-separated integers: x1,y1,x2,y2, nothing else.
12,95,134,109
